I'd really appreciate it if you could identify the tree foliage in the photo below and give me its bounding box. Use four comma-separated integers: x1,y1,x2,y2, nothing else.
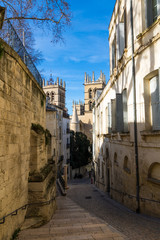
1,0,71,42
70,131,92,170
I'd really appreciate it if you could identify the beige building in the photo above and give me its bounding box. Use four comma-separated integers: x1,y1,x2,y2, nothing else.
0,39,57,240
93,0,160,217
43,77,70,175
71,71,106,142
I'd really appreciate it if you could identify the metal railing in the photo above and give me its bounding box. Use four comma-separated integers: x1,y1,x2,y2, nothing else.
0,197,56,225
58,173,65,190
0,20,42,87
110,187,160,204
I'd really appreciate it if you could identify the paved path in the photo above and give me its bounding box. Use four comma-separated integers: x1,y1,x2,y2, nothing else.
18,196,125,240
67,178,160,240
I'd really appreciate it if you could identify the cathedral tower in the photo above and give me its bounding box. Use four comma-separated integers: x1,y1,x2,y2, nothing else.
43,75,66,110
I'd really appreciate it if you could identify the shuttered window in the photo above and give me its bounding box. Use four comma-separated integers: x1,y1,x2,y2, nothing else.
108,103,112,133
122,89,128,132
112,38,116,71
116,11,126,60
150,74,160,130
116,93,123,132
145,0,160,27
111,99,116,132
117,23,125,60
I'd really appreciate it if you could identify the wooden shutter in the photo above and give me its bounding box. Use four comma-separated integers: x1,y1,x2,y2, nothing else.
111,99,116,132
145,0,153,27
116,24,120,60
116,93,123,132
108,102,112,133
112,39,116,70
150,75,160,130
122,89,128,132
119,23,125,59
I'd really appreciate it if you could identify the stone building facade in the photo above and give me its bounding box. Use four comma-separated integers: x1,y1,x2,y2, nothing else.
0,39,56,240
71,71,106,142
43,76,66,110
93,0,160,217
43,77,70,177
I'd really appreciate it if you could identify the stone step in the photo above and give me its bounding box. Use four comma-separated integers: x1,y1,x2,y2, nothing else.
18,196,125,240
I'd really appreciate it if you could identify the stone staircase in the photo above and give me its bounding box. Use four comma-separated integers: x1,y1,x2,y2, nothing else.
18,196,125,240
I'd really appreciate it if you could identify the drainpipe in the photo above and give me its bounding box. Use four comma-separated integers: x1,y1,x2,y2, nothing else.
130,0,140,213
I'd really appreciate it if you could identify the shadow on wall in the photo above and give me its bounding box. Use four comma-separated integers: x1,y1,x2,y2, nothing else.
94,121,160,218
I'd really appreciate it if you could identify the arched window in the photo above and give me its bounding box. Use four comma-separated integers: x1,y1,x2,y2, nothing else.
46,92,50,103
148,162,160,184
89,101,92,111
114,152,118,166
123,156,131,174
51,92,55,101
89,89,92,99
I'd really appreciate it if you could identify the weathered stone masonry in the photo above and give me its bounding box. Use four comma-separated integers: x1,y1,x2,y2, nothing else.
0,39,56,240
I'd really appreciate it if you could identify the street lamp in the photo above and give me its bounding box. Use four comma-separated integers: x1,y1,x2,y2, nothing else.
0,6,5,29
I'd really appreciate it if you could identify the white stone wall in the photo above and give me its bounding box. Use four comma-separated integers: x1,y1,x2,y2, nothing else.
93,0,160,217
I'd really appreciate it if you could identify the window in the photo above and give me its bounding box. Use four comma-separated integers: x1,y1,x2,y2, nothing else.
112,38,116,71
148,162,160,184
89,89,92,98
150,75,160,130
111,99,116,132
116,11,126,60
89,101,92,111
108,103,112,133
145,0,160,27
110,90,128,133
51,92,55,101
59,127,61,140
123,156,131,174
122,89,128,132
101,112,103,134
144,70,160,130
105,107,108,133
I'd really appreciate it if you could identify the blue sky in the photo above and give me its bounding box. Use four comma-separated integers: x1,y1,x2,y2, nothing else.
35,0,116,114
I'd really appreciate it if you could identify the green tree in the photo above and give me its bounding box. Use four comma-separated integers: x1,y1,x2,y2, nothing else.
70,131,92,170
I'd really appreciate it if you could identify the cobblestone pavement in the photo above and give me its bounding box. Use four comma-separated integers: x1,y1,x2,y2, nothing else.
67,177,160,240
18,196,125,240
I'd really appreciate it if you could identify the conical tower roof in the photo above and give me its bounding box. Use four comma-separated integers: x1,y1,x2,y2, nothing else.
71,104,79,124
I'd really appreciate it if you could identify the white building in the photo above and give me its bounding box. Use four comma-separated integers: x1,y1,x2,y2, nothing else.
93,0,160,217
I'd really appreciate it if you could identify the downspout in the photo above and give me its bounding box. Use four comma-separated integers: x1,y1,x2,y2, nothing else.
130,0,140,213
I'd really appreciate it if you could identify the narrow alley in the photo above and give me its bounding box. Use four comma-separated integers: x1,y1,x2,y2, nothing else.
18,178,160,240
